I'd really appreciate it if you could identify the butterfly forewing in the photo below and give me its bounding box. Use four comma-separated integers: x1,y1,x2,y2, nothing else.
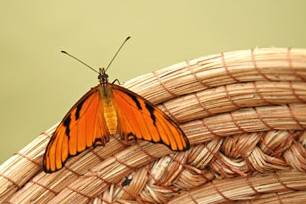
43,86,110,173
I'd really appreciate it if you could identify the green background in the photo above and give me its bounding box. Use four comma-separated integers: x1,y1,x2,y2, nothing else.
0,1,305,163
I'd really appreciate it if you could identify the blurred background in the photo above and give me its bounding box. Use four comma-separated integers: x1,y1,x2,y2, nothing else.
0,0,306,162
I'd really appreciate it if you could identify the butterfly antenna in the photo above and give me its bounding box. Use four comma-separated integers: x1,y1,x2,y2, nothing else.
61,50,99,74
105,36,131,72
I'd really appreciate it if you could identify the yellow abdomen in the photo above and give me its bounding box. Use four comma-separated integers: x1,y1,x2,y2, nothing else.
103,99,118,135
99,85,118,135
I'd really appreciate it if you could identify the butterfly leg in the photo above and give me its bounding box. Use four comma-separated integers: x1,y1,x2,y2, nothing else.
112,79,121,85
128,134,137,145
119,132,126,142
119,133,131,146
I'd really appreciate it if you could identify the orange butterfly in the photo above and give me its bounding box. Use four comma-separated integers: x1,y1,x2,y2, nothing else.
43,37,190,173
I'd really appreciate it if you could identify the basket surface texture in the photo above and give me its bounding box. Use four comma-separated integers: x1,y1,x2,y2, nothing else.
1,48,306,204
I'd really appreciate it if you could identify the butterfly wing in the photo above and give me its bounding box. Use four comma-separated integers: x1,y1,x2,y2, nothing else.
112,84,190,151
43,86,110,173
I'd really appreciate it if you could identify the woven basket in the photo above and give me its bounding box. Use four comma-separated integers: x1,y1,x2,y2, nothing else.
1,48,306,204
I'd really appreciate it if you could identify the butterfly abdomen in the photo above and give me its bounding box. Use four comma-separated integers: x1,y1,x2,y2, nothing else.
100,85,118,135
103,100,118,135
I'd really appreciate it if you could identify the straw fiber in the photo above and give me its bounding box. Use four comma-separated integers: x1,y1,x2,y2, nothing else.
1,48,306,204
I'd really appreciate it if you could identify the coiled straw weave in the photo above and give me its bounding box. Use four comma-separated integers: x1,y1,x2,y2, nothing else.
1,48,306,204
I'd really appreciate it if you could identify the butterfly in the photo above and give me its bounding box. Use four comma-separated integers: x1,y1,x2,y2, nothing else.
43,37,190,173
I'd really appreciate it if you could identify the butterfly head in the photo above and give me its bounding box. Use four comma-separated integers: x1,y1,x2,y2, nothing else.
98,67,109,84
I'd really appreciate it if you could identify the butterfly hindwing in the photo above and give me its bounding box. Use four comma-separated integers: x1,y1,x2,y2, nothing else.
43,86,110,173
111,84,190,151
